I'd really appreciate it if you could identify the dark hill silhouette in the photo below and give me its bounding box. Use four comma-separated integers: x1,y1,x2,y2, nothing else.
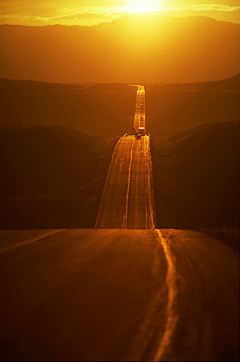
147,73,240,137
152,122,240,248
1,16,240,84
0,125,94,197
1,77,239,138
158,72,240,92
0,78,136,137
0,125,118,229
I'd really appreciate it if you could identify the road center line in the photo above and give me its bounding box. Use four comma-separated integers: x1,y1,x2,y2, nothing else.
0,230,64,256
154,229,178,361
122,139,134,228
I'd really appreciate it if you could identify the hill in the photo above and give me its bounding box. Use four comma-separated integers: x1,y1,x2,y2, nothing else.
152,122,239,248
146,73,240,136
0,125,118,229
1,16,240,84
157,73,240,92
0,79,136,137
1,76,240,138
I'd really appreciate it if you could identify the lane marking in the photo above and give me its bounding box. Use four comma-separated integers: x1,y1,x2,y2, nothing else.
154,229,178,361
122,139,134,228
0,230,64,256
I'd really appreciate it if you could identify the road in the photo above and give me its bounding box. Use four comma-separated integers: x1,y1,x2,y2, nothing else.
0,85,239,361
95,135,156,229
0,228,238,361
133,85,146,132
96,84,152,229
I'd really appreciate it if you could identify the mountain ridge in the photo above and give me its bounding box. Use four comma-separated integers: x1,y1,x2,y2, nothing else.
1,16,239,84
1,15,239,29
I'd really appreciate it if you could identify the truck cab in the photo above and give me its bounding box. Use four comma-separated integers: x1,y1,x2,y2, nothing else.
138,127,145,136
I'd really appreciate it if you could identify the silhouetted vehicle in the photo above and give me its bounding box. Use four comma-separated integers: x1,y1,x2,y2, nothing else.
138,127,145,136
136,133,141,140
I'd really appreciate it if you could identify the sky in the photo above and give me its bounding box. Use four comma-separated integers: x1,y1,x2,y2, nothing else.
1,0,240,26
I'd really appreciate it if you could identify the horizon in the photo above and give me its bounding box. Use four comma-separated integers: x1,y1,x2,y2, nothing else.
1,13,240,28
1,70,240,85
1,14,240,84
1,0,240,26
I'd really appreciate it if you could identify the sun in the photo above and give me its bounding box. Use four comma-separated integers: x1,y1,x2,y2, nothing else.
125,0,161,13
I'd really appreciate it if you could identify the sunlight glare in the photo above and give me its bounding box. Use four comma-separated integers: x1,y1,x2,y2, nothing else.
124,0,161,13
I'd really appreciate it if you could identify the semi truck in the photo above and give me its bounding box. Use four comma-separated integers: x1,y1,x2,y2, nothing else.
138,127,145,136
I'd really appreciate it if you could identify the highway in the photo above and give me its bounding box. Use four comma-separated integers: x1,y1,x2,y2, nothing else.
0,229,238,361
133,85,146,132
96,84,155,229
0,84,239,361
95,135,155,229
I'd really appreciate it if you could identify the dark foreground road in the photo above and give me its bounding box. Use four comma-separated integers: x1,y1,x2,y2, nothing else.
0,228,238,361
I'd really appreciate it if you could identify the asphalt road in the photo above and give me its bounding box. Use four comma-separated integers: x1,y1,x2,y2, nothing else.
0,228,238,361
95,135,156,229
133,85,146,131
1,85,239,361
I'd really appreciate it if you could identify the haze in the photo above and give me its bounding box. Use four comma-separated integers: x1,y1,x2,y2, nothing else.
1,0,240,26
1,15,240,83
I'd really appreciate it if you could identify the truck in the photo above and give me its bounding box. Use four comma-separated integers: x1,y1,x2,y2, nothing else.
138,127,145,136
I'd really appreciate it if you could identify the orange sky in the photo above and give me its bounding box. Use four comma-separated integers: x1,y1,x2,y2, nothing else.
1,0,240,26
